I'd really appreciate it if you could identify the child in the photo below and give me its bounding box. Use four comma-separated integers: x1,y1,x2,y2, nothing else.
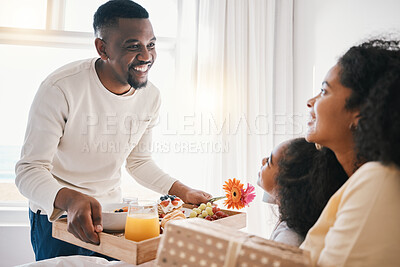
258,138,348,246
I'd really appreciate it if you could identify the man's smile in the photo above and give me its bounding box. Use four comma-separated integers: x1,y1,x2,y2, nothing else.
132,63,151,73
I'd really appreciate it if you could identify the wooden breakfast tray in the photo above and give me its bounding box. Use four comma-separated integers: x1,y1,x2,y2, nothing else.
52,204,246,265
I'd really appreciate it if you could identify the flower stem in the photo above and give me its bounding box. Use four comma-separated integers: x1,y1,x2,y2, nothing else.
207,196,226,203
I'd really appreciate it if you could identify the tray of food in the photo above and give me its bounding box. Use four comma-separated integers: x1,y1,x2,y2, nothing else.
52,195,246,265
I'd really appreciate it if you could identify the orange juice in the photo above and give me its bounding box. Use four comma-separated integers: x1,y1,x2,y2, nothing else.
125,214,160,242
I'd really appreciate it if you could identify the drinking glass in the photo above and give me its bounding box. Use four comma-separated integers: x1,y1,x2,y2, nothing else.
124,200,160,242
123,196,138,205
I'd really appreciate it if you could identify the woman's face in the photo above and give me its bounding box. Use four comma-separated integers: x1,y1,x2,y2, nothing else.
257,141,289,196
306,64,359,152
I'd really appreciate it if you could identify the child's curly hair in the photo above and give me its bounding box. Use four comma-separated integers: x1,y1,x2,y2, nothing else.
276,138,348,237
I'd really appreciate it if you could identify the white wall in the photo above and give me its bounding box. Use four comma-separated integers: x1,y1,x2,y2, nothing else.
0,226,34,266
293,0,316,134
0,206,35,266
295,0,400,102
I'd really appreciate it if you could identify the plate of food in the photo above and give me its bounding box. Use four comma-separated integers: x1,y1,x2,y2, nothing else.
156,195,233,231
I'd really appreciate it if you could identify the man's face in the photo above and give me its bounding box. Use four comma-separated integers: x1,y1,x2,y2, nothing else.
101,18,156,89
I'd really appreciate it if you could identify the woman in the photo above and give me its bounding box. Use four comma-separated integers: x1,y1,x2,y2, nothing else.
301,39,400,266
258,138,347,247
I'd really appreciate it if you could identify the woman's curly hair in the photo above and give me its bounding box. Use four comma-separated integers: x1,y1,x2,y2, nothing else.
276,138,348,237
338,39,400,166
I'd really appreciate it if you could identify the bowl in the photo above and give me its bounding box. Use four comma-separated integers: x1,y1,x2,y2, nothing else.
101,203,128,232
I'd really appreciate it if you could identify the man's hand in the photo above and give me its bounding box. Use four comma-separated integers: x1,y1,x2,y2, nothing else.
54,188,103,245
169,181,212,205
184,188,213,205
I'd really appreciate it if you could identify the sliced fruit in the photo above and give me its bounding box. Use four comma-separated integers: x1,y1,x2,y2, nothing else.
160,200,170,207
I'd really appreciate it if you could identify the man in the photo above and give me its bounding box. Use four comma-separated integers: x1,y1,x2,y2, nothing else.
15,0,211,261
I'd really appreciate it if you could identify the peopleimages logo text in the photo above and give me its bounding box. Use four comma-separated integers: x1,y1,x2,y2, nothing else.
80,112,307,136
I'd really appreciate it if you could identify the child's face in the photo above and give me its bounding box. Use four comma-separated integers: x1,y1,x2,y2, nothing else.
257,141,289,197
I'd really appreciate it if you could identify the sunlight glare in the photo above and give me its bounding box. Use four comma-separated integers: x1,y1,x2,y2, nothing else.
0,0,47,29
197,90,216,113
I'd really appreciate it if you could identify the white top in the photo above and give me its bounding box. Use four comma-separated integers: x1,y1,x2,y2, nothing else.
300,162,400,266
15,58,177,221
270,220,304,247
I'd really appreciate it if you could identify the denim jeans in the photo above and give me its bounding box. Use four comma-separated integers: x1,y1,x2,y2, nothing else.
29,209,116,261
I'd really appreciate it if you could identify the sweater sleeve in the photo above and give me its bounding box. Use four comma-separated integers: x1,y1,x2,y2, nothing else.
15,81,68,221
125,94,177,195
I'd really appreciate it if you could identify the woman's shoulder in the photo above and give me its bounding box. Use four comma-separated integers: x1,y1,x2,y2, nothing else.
350,161,400,184
341,161,400,203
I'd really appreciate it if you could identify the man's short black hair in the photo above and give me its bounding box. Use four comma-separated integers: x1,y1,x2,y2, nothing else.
93,0,149,37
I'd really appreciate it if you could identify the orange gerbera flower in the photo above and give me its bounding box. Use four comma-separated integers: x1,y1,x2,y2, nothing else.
223,178,245,209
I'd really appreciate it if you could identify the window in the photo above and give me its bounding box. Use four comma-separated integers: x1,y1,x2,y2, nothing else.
64,0,177,37
0,0,177,204
64,0,109,32
0,0,47,29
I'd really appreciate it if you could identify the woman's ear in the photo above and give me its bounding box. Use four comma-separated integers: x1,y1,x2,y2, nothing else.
350,111,361,130
94,38,108,60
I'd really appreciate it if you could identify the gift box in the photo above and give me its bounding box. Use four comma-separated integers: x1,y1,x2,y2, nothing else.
156,218,311,267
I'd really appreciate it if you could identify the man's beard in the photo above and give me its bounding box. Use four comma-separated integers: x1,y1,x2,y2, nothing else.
128,75,148,89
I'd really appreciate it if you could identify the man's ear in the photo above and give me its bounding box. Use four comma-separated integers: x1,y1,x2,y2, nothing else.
95,38,108,60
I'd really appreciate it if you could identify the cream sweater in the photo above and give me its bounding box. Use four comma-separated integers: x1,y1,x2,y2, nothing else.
15,58,177,221
300,162,400,266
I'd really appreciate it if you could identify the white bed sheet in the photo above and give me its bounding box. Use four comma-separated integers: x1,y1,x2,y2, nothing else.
17,256,155,267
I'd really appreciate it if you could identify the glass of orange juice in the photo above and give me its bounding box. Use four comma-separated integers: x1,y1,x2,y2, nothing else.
125,200,160,242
